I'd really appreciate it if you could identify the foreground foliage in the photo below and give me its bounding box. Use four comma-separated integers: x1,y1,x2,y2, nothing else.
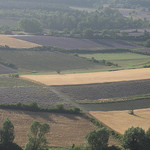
25,121,50,150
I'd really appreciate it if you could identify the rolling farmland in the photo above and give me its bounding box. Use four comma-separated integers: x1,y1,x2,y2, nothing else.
13,35,139,50
0,50,105,73
0,109,95,147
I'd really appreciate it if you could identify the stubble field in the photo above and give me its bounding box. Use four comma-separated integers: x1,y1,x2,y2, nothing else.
90,108,150,134
21,68,150,86
0,35,40,48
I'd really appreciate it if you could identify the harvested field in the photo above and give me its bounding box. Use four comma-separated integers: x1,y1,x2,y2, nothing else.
55,79,150,100
90,108,150,134
0,64,16,74
0,87,72,108
0,35,40,48
22,68,150,86
13,35,138,50
0,109,95,147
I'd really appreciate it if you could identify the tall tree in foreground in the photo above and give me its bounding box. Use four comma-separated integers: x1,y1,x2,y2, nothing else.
24,121,50,150
0,118,22,150
86,127,109,150
122,127,146,150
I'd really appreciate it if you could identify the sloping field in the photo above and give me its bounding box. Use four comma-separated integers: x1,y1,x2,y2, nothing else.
13,35,138,50
0,35,40,48
0,64,16,74
80,52,150,69
0,109,95,147
0,87,72,107
22,68,150,86
0,76,39,88
90,108,150,134
0,50,103,72
55,79,150,100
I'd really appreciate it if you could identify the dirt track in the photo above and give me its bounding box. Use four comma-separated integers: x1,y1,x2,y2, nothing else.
22,68,150,86
90,108,150,134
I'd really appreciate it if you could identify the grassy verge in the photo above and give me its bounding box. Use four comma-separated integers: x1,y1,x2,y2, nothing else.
76,93,150,104
0,75,40,88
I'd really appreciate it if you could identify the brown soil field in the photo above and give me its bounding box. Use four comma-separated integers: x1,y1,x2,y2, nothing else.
22,68,150,86
0,109,96,147
90,108,150,135
0,35,40,48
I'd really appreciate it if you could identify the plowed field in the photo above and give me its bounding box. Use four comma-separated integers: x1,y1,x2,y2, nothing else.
90,108,150,134
0,109,95,147
21,68,150,86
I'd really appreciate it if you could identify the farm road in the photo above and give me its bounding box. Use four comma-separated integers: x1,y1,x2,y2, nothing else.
50,87,86,111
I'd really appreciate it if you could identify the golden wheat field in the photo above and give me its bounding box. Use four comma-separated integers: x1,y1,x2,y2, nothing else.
90,108,150,134
0,35,40,48
22,68,150,86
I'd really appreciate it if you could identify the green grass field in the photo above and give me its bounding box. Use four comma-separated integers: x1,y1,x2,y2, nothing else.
0,75,39,88
0,50,108,74
80,52,150,69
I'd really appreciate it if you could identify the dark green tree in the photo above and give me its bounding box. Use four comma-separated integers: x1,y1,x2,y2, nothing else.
24,121,50,150
122,126,146,150
1,118,14,144
19,18,42,33
0,118,22,150
86,128,109,150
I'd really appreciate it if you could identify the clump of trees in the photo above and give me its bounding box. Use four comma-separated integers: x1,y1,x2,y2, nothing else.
19,18,42,33
0,119,50,150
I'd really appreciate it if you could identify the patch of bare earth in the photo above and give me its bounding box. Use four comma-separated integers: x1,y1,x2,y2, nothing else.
0,109,96,147
0,35,40,48
22,68,150,86
90,108,150,135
